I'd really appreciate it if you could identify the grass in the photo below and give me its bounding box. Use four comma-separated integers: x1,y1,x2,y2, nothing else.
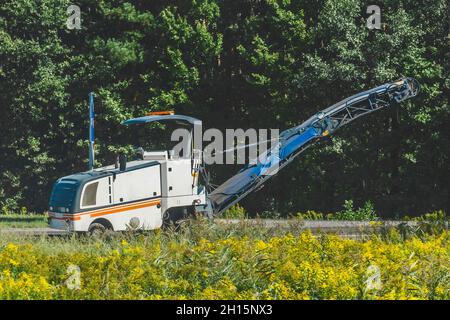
0,218,448,299
0,214,48,229
223,200,380,221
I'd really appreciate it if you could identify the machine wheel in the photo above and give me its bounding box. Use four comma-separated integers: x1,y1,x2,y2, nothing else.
162,207,191,230
88,222,107,236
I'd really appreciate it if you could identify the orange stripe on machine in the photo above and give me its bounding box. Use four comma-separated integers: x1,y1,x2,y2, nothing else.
90,200,160,218
49,198,161,220
49,215,81,221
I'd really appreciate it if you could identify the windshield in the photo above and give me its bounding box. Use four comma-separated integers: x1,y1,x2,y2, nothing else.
49,180,78,212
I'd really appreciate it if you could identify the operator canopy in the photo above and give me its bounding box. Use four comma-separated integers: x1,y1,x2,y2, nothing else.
122,113,203,160
122,114,202,126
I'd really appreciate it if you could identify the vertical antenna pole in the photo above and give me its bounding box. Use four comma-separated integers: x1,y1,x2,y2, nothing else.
88,92,95,171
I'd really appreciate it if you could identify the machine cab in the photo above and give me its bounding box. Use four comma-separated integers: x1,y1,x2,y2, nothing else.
48,112,206,232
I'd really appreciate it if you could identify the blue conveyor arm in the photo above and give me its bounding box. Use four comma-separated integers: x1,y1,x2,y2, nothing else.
207,77,420,215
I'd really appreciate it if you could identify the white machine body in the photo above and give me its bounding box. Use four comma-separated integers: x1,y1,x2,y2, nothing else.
49,113,208,232
49,144,205,232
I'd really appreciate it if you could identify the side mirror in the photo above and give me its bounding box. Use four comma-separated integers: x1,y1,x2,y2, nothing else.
118,154,127,171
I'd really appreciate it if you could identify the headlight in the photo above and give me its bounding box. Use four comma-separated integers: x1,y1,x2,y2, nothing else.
49,206,53,211
65,208,70,213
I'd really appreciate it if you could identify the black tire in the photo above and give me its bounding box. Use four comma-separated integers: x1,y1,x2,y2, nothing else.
162,207,191,230
88,222,107,236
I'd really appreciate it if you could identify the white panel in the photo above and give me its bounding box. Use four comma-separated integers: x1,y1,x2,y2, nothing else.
113,165,161,204
80,177,110,209
165,159,193,197
102,205,163,231
143,151,168,161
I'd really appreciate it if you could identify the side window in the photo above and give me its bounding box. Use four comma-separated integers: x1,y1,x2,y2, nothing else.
81,182,98,207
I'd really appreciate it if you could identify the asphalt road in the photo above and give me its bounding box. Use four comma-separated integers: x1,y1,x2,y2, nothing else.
0,219,419,237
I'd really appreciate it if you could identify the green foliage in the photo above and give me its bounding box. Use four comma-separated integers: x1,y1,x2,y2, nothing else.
257,210,282,219
381,211,448,241
0,0,448,217
333,200,379,221
0,213,47,228
222,204,247,219
414,210,448,235
295,210,325,220
0,220,448,299
294,201,379,221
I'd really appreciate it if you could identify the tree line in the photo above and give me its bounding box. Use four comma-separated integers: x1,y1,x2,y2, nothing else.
0,0,448,217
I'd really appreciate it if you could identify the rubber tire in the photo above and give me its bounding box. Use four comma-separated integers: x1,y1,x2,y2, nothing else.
88,222,107,237
162,208,189,230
